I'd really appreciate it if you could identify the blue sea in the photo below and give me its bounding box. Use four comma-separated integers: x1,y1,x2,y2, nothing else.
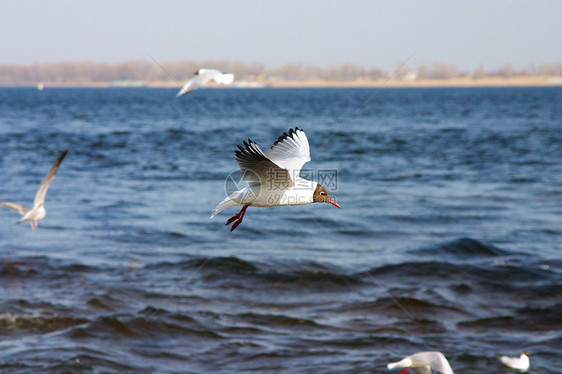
0,86,560,373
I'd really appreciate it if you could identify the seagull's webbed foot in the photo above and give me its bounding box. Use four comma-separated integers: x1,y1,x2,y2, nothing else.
399,367,411,374
226,214,240,226
225,204,250,231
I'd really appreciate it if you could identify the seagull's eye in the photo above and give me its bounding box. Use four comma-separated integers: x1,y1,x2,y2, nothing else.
320,192,327,196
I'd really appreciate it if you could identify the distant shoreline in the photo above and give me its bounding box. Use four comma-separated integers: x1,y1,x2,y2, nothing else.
268,76,562,88
3,76,561,89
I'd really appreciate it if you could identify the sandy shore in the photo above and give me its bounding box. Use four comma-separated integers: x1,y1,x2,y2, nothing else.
267,76,562,88
6,76,562,88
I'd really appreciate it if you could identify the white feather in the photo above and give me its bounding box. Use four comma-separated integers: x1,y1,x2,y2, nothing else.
176,68,234,96
267,128,311,182
387,351,454,374
500,353,530,371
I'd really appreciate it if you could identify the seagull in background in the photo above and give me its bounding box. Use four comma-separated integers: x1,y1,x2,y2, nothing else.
176,68,234,97
0,150,68,230
387,351,454,374
211,128,340,231
500,352,530,372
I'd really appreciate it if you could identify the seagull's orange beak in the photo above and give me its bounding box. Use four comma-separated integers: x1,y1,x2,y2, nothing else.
330,200,341,208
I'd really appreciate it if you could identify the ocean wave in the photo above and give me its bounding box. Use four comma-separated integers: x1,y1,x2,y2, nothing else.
0,313,88,334
147,256,259,273
359,259,555,286
68,311,224,340
148,256,362,289
336,297,465,315
458,303,562,332
229,312,322,330
417,237,509,257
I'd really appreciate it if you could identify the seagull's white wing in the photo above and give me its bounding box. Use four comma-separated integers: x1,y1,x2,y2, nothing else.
213,73,234,85
32,150,68,209
0,202,28,215
266,128,311,182
410,352,454,374
176,69,222,97
197,68,222,76
235,139,293,189
500,356,516,367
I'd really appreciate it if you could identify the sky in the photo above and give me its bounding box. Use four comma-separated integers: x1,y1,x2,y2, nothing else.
1,0,560,71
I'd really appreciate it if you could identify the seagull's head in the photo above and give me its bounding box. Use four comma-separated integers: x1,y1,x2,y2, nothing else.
523,351,531,357
313,184,340,208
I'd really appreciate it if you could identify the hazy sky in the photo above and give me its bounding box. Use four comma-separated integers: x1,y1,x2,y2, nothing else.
1,0,560,70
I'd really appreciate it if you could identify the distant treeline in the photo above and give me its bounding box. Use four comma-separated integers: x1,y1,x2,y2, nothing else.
0,60,561,85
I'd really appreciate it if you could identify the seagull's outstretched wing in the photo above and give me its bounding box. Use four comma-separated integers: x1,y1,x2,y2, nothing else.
176,69,227,97
0,202,28,215
267,128,311,183
197,68,222,76
388,352,454,374
500,356,516,367
235,140,292,189
213,73,234,84
410,352,454,374
500,354,529,370
176,73,215,96
32,150,68,209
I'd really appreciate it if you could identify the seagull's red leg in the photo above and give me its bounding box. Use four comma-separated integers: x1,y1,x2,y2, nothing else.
226,204,249,226
231,204,250,231
226,204,250,231
239,204,249,219
399,367,411,374
226,212,241,225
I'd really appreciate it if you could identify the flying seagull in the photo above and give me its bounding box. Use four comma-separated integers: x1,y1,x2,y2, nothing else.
499,352,530,372
0,150,68,230
211,128,340,231
176,68,234,97
387,351,454,374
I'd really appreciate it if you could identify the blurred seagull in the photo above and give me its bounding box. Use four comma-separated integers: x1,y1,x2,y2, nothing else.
500,352,530,372
211,128,340,231
176,68,234,97
387,351,454,374
0,150,68,230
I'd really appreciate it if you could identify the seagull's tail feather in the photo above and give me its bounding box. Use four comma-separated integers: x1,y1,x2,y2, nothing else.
211,197,238,218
